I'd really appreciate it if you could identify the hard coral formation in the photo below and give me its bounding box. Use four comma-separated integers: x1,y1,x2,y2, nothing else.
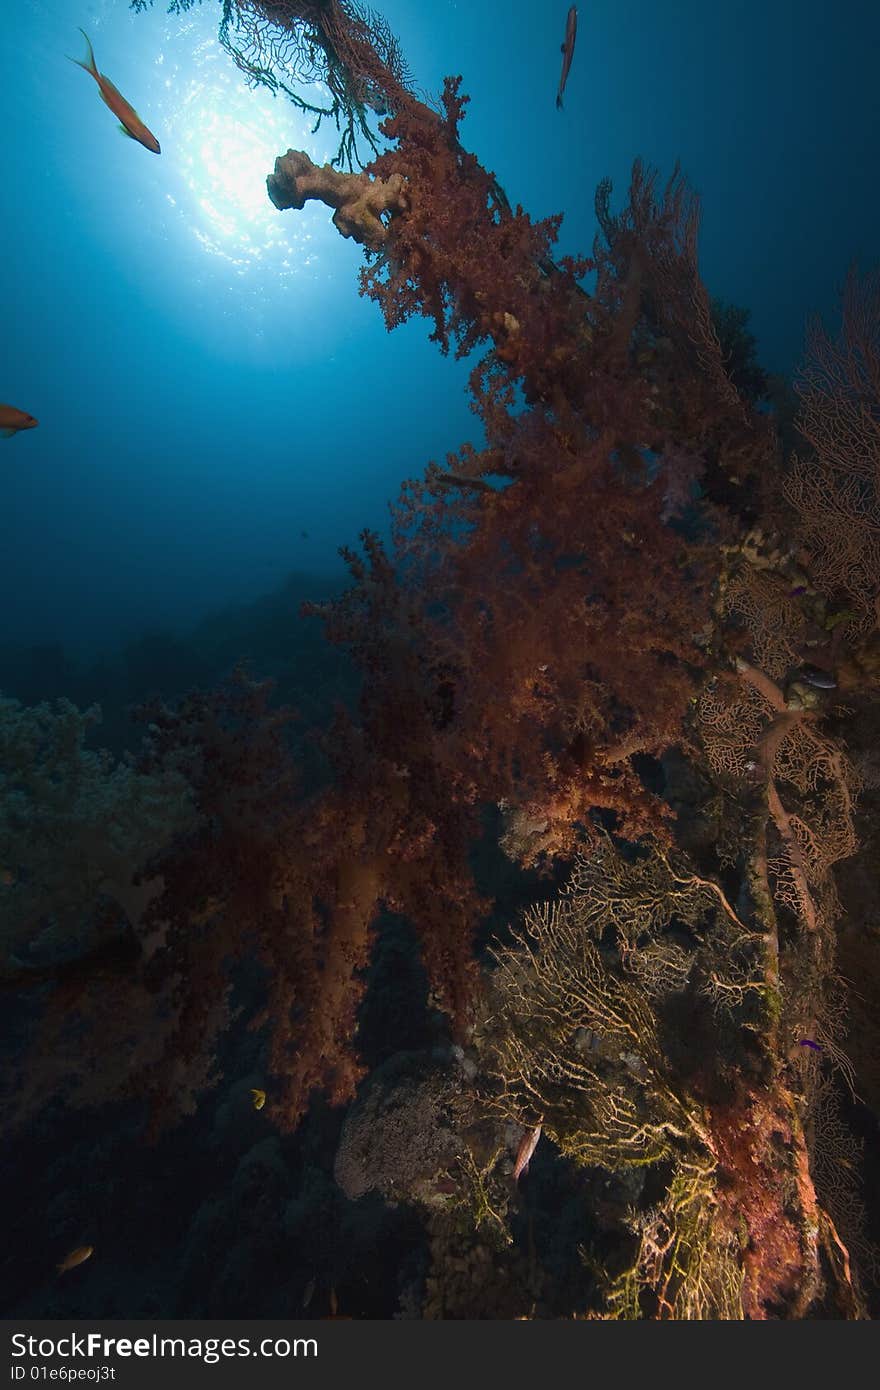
333,1051,471,1205
268,151,405,246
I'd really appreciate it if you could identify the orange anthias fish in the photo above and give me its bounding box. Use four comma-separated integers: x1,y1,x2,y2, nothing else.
513,1124,542,1182
0,404,38,439
68,29,161,154
57,1245,94,1275
556,6,578,111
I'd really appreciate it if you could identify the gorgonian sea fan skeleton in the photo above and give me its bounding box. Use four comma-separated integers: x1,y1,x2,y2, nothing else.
132,0,415,167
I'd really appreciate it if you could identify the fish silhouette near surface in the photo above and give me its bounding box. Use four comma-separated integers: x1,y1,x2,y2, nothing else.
68,29,161,154
0,404,38,439
556,7,578,110
57,1245,93,1275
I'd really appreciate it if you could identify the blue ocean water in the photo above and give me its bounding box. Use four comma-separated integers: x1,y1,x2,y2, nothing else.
1,0,877,656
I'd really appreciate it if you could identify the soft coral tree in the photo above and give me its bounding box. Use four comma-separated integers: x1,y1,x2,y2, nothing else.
74,3,874,1313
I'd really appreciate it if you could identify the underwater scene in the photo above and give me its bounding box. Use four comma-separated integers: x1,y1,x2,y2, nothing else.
1,0,879,1320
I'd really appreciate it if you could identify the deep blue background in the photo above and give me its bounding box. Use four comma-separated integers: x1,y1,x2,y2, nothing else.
2,0,877,652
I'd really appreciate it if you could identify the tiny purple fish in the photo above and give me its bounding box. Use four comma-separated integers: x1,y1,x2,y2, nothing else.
799,1039,823,1052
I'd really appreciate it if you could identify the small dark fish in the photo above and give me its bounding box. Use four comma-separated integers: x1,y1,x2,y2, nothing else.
513,1124,542,1182
788,584,807,597
800,664,837,690
556,7,578,111
799,1039,823,1052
